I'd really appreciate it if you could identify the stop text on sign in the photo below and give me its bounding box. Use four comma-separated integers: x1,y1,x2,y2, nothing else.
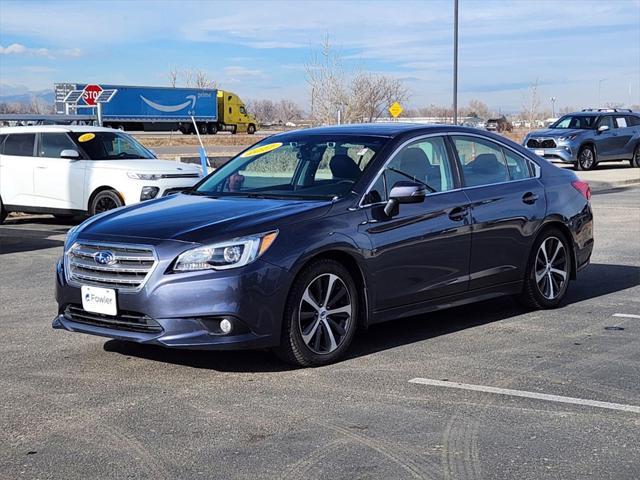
82,84,103,106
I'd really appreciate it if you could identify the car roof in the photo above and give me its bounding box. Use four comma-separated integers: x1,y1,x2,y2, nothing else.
271,123,474,138
0,125,121,134
562,111,638,117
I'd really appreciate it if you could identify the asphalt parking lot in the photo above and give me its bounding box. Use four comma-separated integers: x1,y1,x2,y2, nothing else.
1,186,639,479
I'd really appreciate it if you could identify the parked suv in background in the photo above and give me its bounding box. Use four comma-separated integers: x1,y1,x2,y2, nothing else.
0,125,201,223
524,109,640,170
485,116,512,133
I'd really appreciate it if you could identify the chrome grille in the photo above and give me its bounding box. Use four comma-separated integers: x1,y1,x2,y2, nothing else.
64,305,162,333
66,242,157,291
527,138,557,149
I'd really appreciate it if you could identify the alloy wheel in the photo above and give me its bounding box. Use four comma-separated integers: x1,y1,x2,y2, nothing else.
95,195,119,214
298,273,352,354
579,148,594,169
535,236,568,300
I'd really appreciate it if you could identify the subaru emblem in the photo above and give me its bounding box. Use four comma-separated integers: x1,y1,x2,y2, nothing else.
94,250,116,266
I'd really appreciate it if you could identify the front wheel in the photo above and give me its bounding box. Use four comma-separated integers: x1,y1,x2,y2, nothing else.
0,197,7,224
247,124,256,134
89,190,123,216
576,146,596,171
275,259,358,367
518,229,572,309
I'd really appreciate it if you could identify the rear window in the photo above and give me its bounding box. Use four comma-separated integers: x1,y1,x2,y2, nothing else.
3,134,36,157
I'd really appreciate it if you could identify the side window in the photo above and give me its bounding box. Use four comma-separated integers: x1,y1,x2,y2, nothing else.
626,115,640,127
384,136,455,194
39,133,77,158
239,106,247,115
597,116,614,130
503,148,533,180
613,116,628,129
452,136,509,187
3,134,36,157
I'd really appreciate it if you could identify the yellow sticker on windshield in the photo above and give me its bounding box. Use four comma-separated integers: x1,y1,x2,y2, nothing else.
240,142,282,158
78,133,95,142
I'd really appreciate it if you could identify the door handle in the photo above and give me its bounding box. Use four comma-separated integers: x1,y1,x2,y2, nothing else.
448,206,468,222
522,192,539,204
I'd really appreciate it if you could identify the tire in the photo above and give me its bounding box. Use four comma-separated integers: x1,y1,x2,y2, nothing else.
576,145,596,171
0,197,7,224
275,259,358,367
231,126,238,135
89,189,123,216
518,228,572,309
247,124,256,134
207,123,218,135
198,123,208,135
632,144,640,168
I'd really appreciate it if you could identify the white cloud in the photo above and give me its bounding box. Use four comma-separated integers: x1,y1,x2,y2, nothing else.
0,42,82,59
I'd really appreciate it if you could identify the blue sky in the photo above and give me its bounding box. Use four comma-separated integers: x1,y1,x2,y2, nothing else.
0,0,639,112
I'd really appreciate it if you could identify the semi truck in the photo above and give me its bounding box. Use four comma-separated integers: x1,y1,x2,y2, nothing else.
54,83,258,134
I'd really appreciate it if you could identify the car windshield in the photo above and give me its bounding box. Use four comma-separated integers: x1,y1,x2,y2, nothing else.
70,131,156,160
551,115,597,129
193,134,387,200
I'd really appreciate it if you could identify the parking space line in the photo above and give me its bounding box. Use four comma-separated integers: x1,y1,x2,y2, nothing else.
408,378,640,414
613,313,640,319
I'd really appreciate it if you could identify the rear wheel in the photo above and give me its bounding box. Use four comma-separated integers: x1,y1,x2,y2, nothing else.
0,197,7,224
207,123,218,135
89,189,123,216
632,144,640,167
576,146,596,171
518,228,572,309
275,259,358,367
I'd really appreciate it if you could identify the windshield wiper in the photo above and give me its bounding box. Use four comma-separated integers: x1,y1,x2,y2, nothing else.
385,167,437,193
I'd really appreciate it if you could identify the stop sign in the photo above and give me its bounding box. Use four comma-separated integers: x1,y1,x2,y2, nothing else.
82,84,103,106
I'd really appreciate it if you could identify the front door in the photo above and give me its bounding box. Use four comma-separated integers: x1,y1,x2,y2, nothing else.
361,135,472,311
451,135,547,290
32,132,86,210
594,116,618,161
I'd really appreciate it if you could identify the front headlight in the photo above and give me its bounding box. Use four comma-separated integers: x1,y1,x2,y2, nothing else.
559,134,578,142
173,231,279,272
127,172,162,180
64,224,81,251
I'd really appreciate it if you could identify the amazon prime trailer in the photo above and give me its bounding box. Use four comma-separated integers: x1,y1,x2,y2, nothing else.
54,83,218,133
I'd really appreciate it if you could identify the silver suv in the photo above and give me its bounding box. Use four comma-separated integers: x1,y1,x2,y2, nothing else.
523,109,640,170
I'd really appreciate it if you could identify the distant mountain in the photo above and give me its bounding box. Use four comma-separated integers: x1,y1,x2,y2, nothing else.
0,89,55,106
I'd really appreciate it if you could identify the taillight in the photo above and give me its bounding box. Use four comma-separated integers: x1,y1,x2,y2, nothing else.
572,180,591,201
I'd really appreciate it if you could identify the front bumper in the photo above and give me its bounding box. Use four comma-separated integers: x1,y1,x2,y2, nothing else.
525,145,576,163
53,252,292,350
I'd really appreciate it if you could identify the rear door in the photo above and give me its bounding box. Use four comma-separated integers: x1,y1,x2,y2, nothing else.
594,115,617,160
0,133,37,207
361,134,472,311
451,135,546,290
612,115,635,159
32,132,87,210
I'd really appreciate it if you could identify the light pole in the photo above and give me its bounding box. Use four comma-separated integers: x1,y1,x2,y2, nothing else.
598,78,606,107
453,0,459,125
550,96,557,117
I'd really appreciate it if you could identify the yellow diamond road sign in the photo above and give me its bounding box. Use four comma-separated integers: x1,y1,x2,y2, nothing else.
389,101,403,118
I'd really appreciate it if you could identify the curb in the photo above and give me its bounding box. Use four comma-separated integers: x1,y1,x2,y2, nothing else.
589,178,640,193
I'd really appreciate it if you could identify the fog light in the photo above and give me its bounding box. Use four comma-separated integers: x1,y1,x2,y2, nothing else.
220,318,233,334
140,186,160,201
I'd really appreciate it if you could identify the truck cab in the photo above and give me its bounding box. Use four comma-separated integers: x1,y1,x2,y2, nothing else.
218,91,258,134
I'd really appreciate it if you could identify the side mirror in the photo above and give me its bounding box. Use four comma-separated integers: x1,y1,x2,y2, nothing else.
60,149,80,160
597,125,610,133
384,181,427,216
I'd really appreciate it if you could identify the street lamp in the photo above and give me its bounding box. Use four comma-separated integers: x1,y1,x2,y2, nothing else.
453,0,458,125
550,96,557,117
598,79,606,107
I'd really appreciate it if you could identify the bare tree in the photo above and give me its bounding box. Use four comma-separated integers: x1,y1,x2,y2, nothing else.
522,79,542,126
275,99,304,124
168,65,179,87
306,36,408,125
246,99,277,125
466,99,489,118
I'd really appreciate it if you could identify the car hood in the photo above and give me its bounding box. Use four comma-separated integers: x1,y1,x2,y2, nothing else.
528,128,584,138
90,159,201,173
77,193,333,244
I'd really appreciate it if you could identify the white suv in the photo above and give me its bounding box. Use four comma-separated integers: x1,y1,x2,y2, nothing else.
0,125,201,223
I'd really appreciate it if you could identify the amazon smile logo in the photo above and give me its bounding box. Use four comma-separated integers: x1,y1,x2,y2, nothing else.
140,94,197,112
